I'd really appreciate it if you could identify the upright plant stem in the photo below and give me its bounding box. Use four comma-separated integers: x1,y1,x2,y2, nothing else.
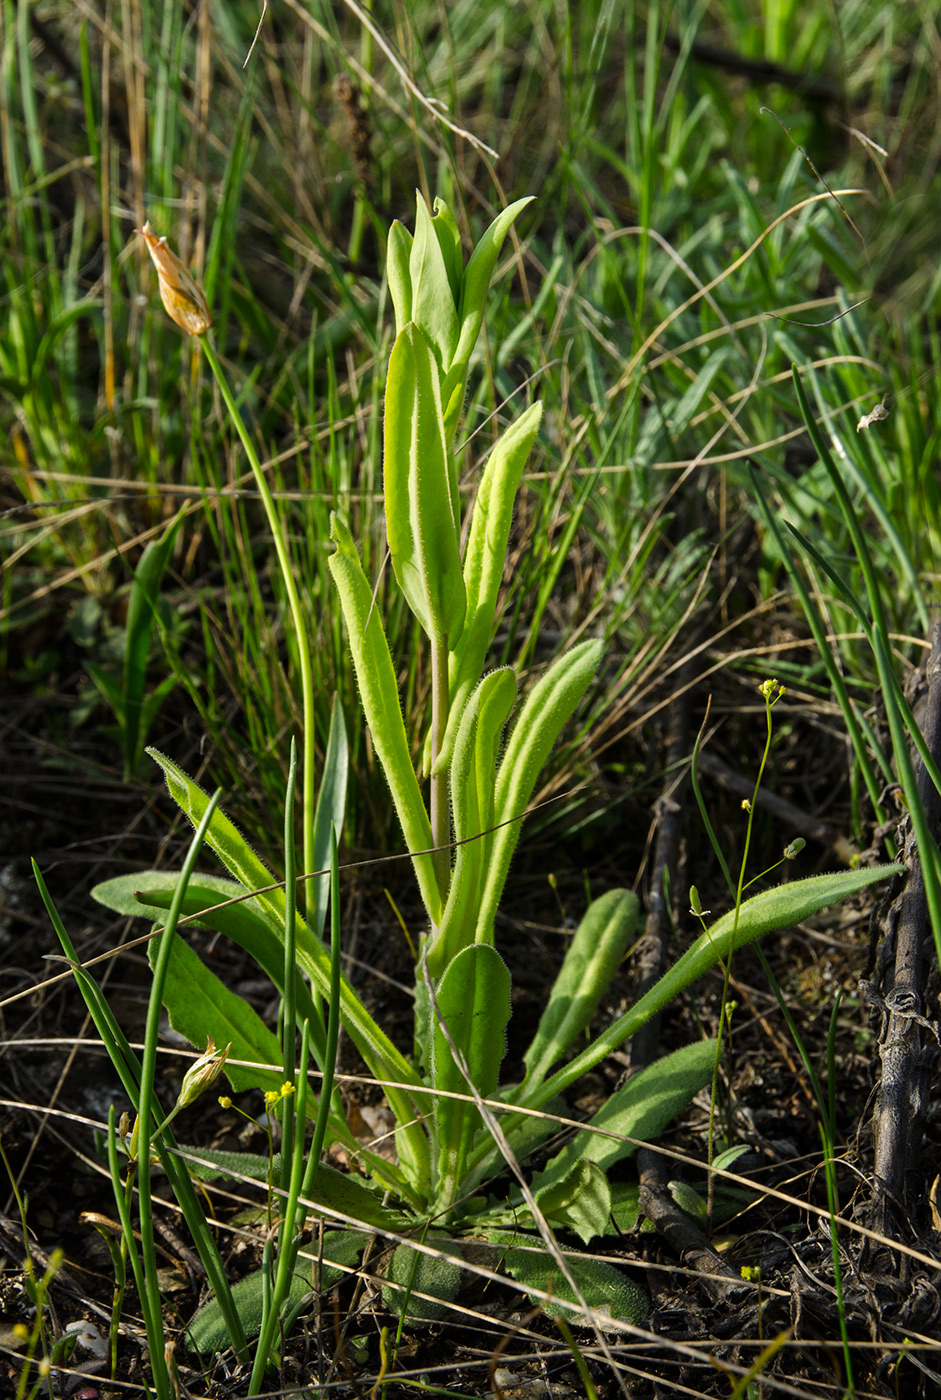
280,740,298,1201
201,337,316,913
429,633,450,900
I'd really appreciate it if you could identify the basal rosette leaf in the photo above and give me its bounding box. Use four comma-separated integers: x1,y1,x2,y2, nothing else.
523,888,639,1087
431,944,510,1213
326,515,441,923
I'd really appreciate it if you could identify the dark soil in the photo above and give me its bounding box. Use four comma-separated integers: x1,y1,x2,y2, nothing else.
3,638,941,1400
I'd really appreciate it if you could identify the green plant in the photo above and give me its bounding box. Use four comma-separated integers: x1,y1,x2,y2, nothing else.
76,195,904,1370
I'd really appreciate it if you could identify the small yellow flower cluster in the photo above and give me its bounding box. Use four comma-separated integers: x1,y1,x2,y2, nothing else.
758,677,786,704
264,1082,296,1110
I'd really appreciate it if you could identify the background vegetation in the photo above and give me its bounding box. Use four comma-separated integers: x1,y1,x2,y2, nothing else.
2,0,940,1396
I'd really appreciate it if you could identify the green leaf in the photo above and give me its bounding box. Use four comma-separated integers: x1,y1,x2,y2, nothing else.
534,1158,611,1245
538,1039,718,1183
440,401,543,769
188,1265,310,1355
432,944,510,1212
138,672,178,742
475,639,603,943
667,1180,708,1221
459,197,535,329
382,1234,463,1325
143,749,431,1189
303,1162,408,1231
387,219,413,332
325,517,441,923
523,889,639,1087
177,1143,411,1212
175,1147,275,1182
526,862,904,1109
310,695,348,939
440,196,534,440
310,1228,371,1292
426,668,517,978
29,297,103,389
91,871,322,1051
384,323,465,647
431,197,463,305
147,931,282,1094
186,1229,369,1356
409,193,460,372
85,661,123,720
497,1093,567,1168
93,869,261,926
610,1182,644,1233
502,1242,647,1324
667,1176,757,1226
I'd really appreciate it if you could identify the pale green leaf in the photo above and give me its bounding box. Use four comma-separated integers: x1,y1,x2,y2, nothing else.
409,193,459,371
147,932,282,1094
523,888,639,1087
537,1039,718,1182
534,1158,611,1244
475,639,603,943
432,944,510,1211
384,323,465,646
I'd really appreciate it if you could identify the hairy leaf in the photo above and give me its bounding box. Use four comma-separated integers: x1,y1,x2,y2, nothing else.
147,931,281,1094
475,639,603,943
523,888,639,1087
382,1235,463,1325
432,944,510,1211
384,323,465,646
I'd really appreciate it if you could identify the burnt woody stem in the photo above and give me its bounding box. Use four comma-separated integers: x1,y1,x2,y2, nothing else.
864,621,941,1247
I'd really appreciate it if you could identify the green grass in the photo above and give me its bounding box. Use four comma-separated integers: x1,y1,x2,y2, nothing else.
5,0,937,856
3,0,941,1395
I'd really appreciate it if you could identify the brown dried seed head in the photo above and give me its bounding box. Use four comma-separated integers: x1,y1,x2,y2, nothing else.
136,220,211,336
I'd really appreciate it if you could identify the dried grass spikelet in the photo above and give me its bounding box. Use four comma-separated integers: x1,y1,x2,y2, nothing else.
136,220,211,336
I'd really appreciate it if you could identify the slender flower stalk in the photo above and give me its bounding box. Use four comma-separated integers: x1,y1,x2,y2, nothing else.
136,223,317,912
200,337,317,907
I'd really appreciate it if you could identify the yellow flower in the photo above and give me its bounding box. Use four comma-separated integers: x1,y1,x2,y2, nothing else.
136,220,211,336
